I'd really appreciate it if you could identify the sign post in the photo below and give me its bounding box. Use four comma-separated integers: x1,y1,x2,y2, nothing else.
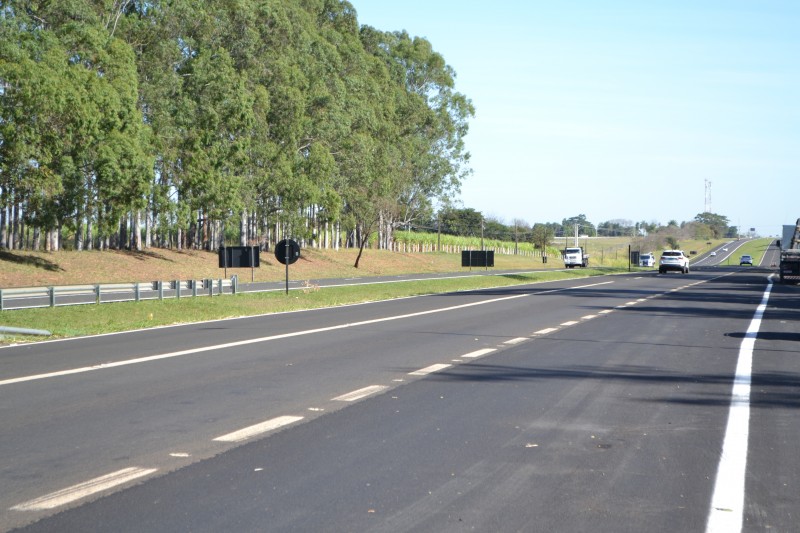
275,239,301,294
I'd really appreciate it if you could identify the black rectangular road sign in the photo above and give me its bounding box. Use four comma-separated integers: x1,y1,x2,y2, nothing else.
219,246,260,268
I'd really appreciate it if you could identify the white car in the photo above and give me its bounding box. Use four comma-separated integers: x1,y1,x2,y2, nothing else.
659,250,690,274
639,253,655,267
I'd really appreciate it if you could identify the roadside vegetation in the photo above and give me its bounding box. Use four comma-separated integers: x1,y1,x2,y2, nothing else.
0,232,761,345
0,265,626,345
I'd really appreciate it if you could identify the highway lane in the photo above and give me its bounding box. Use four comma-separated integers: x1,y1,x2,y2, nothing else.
2,268,797,531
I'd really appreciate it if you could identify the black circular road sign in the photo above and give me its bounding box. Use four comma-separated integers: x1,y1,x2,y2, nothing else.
275,239,300,265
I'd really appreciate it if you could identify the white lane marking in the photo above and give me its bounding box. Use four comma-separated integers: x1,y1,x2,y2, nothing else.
625,301,638,305
534,327,559,335
559,321,579,327
213,415,304,443
504,337,528,345
11,467,157,511
462,348,496,359
1,294,531,387
409,364,452,376
599,309,614,314
332,385,388,402
581,315,598,320
572,281,614,289
637,298,647,302
705,279,773,533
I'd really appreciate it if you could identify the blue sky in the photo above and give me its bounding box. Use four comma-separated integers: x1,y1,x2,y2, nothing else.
352,1,799,236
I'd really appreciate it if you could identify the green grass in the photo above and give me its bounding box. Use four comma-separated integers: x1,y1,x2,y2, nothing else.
0,267,626,345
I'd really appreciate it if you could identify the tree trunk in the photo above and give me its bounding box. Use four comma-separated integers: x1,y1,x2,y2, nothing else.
240,209,247,246
135,210,143,251
145,207,152,249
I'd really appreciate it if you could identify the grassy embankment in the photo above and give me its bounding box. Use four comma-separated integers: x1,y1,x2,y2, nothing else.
0,236,727,344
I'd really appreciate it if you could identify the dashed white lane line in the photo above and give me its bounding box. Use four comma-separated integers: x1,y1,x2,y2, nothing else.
409,363,452,376
11,467,158,511
581,314,598,320
332,385,388,402
599,309,614,315
504,337,528,345
534,327,559,335
213,415,304,443
462,348,496,359
559,321,578,327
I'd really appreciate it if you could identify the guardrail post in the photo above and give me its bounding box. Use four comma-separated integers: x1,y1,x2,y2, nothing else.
231,275,238,294
135,282,141,302
0,289,4,311
175,280,181,299
206,279,213,297
192,280,198,298
158,281,164,300
49,286,55,307
95,284,101,304
218,279,223,295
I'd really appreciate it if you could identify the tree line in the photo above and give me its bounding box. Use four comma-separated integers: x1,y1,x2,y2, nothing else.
0,0,473,267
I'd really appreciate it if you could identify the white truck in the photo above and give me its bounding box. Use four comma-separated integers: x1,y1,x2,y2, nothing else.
563,247,589,268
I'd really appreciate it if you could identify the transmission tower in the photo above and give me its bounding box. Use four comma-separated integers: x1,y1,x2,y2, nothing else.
704,179,712,213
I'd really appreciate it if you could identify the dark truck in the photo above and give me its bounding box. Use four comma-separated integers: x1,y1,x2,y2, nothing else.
779,219,800,283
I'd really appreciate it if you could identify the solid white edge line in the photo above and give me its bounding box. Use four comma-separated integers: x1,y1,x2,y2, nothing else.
705,278,773,533
462,348,496,359
332,385,388,402
409,363,452,376
213,415,304,443
11,467,158,511
1,293,530,388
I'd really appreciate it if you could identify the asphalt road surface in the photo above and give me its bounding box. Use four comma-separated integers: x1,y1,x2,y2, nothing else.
1,265,797,532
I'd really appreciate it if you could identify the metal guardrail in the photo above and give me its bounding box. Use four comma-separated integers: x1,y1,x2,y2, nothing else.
0,276,239,311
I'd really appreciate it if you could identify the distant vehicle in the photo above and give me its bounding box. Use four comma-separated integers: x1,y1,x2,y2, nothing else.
739,255,753,266
659,250,690,274
639,253,655,267
710,251,717,256
723,247,729,252
563,247,589,268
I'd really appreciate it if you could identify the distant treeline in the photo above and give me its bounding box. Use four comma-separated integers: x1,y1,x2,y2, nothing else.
0,1,473,264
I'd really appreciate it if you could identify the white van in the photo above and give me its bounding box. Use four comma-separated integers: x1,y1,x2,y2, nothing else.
639,253,655,267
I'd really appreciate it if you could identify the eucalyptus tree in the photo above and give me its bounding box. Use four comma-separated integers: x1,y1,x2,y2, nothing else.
0,13,68,249
359,27,474,247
